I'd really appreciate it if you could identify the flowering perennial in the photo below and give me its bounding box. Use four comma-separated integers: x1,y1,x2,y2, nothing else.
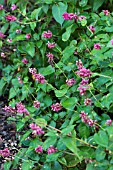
66,78,76,86
29,123,44,135
3,106,16,113
80,111,96,126
51,103,62,112
84,98,92,106
47,145,57,154
76,67,92,78
89,26,95,33
62,12,78,21
106,119,112,125
11,4,17,11
35,145,43,153
33,100,40,108
46,53,54,63
94,43,101,50
0,148,10,157
47,42,56,49
103,10,109,15
5,15,17,21
0,32,5,38
22,58,28,64
42,30,52,38
16,102,29,115
29,68,45,84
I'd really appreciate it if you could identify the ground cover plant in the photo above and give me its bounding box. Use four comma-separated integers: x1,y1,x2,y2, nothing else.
0,0,113,169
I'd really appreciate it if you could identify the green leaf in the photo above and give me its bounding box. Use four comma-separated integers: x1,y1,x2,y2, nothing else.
78,123,90,138
39,65,55,76
52,161,62,170
0,78,6,95
35,118,47,127
13,35,26,42
61,125,75,135
105,26,113,32
61,97,78,109
55,88,68,98
107,40,113,48
12,78,19,88
30,22,36,31
79,0,88,7
62,130,78,155
22,161,31,170
9,87,17,99
94,130,109,147
26,42,35,57
52,2,67,26
20,131,31,143
93,0,105,11
44,0,53,4
4,161,11,170
17,122,25,131
81,19,87,26
95,147,106,161
31,7,42,20
0,40,2,47
1,23,9,33
46,153,60,162
101,93,113,109
44,136,58,149
62,45,76,62
44,95,52,107
62,25,73,41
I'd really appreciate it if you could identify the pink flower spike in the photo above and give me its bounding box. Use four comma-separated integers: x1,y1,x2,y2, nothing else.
79,16,86,21
84,98,92,106
68,13,75,20
16,102,29,115
111,39,113,45
66,78,76,86
76,60,83,69
78,85,88,95
62,12,69,20
47,42,56,49
26,34,31,39
11,4,17,11
42,30,52,38
106,119,112,125
22,58,28,64
51,103,62,112
0,5,3,10
34,73,45,84
103,10,109,16
7,39,12,43
89,26,95,33
3,106,16,113
17,76,23,84
94,43,101,50
35,145,43,153
1,52,6,58
0,32,5,38
5,15,17,22
33,100,40,108
29,68,37,74
29,123,44,135
16,29,21,33
74,51,78,55
0,148,10,157
47,145,57,154
46,52,54,63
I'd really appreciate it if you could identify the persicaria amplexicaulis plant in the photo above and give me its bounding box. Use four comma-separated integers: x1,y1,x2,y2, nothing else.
1,0,113,169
